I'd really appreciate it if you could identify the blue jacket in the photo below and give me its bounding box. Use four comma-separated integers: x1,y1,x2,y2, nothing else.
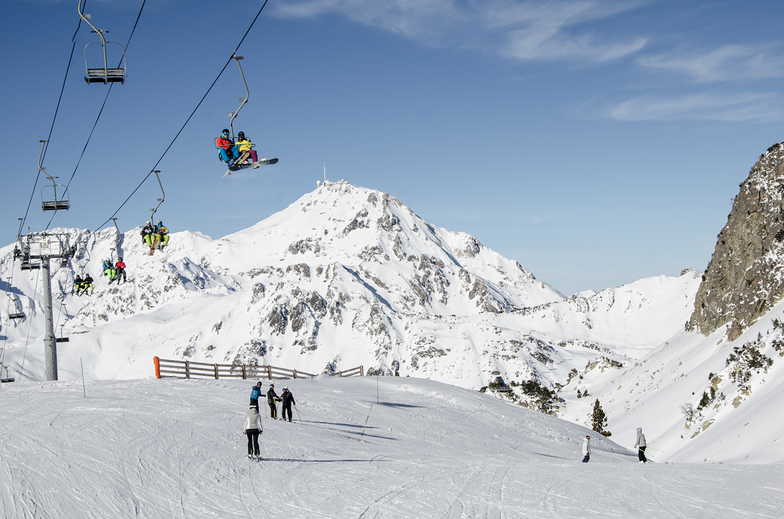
250,386,261,401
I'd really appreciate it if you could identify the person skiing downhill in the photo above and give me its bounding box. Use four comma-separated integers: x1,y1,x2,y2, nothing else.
281,386,295,422
250,381,262,410
634,427,648,463
243,404,263,459
581,435,591,463
267,384,282,419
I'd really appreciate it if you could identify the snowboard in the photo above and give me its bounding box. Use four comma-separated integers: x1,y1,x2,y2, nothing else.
224,158,279,177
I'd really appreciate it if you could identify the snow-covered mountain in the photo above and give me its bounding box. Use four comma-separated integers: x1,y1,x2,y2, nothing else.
4,179,782,464
1,182,692,391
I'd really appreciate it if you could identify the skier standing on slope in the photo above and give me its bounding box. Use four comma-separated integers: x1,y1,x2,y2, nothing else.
250,381,262,410
267,384,282,419
634,427,648,463
244,404,263,459
281,386,295,422
581,435,591,463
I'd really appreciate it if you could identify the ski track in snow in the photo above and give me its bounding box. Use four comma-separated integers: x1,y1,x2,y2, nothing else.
1,377,782,518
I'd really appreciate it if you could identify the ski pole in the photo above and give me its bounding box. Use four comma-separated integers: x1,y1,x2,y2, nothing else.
294,405,303,423
360,404,374,442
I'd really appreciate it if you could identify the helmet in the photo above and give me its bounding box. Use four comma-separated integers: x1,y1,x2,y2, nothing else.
283,386,288,391
238,131,245,137
146,221,151,225
222,129,230,135
157,220,162,225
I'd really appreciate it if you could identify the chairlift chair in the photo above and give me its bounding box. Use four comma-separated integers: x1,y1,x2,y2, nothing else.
37,140,69,211
0,364,14,383
41,184,70,211
79,0,127,85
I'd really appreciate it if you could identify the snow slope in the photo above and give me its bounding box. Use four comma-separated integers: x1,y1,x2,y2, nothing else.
1,376,781,519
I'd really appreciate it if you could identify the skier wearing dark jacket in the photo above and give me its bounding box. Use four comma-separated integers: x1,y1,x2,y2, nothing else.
267,384,282,419
281,387,296,422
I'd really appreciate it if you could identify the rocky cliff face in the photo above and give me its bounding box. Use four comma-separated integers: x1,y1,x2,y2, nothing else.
690,141,784,339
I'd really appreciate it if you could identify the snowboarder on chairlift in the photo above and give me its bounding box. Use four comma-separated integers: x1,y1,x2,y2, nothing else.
102,259,116,281
236,131,259,163
82,273,94,295
154,220,170,250
141,222,155,247
217,129,240,166
634,427,648,463
243,404,263,460
267,384,282,419
250,381,262,410
115,257,127,283
581,435,591,463
74,275,84,295
281,386,295,422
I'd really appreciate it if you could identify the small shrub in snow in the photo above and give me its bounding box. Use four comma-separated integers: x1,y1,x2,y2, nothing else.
725,340,773,390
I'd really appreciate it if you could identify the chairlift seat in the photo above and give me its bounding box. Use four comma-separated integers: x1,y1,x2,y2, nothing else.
0,376,14,383
56,337,70,343
8,312,25,320
42,200,70,211
85,68,126,84
20,262,41,271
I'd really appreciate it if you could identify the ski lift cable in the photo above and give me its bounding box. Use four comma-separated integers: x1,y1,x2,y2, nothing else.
92,0,270,233
44,0,149,233
18,13,86,235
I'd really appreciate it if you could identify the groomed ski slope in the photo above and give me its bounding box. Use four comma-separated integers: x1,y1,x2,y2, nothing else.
1,376,781,518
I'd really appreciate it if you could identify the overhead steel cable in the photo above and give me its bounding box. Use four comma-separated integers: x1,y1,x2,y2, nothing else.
93,0,270,233
19,10,86,237
45,0,149,232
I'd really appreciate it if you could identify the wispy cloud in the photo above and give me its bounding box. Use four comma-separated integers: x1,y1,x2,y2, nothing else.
606,92,782,122
271,0,648,64
638,44,784,82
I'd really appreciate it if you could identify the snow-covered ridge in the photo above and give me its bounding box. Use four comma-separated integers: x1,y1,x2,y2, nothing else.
1,182,693,394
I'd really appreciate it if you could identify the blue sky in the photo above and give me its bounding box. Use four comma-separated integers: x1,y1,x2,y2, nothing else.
2,0,783,296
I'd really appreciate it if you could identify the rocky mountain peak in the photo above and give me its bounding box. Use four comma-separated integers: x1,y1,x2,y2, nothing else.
690,141,784,339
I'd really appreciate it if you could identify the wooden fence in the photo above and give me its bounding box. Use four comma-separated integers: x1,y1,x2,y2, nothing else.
153,356,363,380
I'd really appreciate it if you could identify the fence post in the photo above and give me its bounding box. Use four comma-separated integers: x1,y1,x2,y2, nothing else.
242,365,246,380
214,364,219,379
267,365,272,380
360,365,364,376
293,369,298,379
185,361,190,379
153,356,161,378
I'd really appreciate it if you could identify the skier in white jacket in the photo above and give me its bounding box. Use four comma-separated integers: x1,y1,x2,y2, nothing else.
244,405,263,459
581,435,591,463
634,427,647,463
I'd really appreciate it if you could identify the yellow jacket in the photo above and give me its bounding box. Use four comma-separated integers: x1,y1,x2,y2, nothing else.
237,138,254,152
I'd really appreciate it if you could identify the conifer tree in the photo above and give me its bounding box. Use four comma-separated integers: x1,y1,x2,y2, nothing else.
591,399,611,437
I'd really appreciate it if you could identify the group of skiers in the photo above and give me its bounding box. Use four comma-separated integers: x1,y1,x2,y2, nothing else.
141,220,169,250
244,381,296,459
217,129,260,167
581,427,648,463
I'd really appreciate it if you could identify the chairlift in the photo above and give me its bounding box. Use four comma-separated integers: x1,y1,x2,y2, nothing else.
8,296,25,320
0,364,14,383
37,140,70,211
78,0,127,85
56,323,69,344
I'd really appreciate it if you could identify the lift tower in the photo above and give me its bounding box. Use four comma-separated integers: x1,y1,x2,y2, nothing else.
17,233,75,381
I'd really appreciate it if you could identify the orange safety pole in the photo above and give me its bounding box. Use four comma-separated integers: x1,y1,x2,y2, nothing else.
153,356,161,378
